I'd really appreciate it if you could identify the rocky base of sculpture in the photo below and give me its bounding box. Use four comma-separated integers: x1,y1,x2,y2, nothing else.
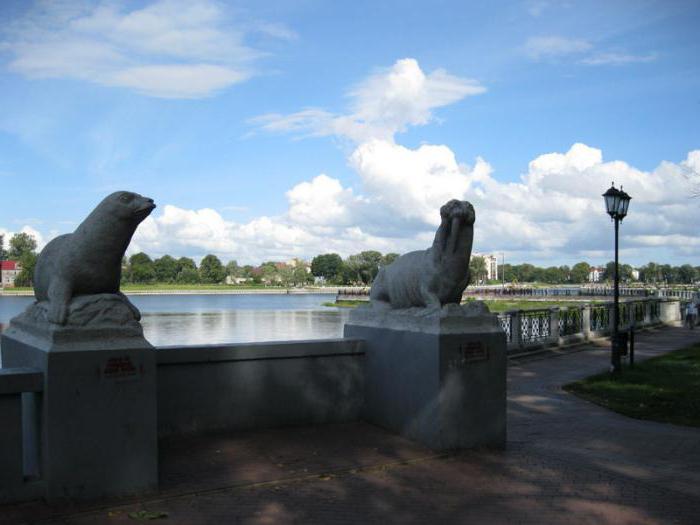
345,301,506,451
347,301,498,333
5,294,145,351
1,293,157,502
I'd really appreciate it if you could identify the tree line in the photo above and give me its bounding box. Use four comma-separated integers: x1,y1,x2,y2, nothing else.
498,261,700,285
1,232,699,287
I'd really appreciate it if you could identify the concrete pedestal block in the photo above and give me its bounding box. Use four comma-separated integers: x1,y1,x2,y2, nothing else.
344,303,506,450
1,295,157,502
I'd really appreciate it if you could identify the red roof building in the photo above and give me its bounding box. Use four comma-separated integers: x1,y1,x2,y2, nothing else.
1,260,18,271
1,260,22,287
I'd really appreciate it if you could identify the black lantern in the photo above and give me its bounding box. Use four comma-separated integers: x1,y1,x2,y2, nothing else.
602,182,632,375
602,183,631,221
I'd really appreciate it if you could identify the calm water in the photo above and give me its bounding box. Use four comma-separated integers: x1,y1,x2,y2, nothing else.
0,293,351,347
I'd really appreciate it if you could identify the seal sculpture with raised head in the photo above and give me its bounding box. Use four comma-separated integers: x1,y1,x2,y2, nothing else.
34,191,156,325
370,199,475,310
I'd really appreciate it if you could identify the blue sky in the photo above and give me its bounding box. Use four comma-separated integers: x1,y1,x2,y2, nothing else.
0,0,698,266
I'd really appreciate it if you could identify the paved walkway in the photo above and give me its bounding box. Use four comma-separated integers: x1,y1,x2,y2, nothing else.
3,327,700,524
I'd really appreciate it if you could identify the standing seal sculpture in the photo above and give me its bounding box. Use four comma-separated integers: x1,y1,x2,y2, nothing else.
370,199,475,310
34,191,156,325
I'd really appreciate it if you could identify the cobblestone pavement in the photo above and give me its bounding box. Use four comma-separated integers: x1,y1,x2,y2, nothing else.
3,327,700,525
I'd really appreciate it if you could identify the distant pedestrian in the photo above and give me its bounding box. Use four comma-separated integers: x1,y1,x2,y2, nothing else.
685,302,697,329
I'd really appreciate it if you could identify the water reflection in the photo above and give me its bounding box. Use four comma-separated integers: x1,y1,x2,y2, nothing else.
0,294,351,347
143,309,351,347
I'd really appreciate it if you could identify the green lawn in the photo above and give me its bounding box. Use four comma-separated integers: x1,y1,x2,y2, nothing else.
322,298,593,311
480,299,591,313
323,300,367,308
564,344,700,427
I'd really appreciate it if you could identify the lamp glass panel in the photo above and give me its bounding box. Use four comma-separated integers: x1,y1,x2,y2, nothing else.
619,193,630,217
603,190,619,215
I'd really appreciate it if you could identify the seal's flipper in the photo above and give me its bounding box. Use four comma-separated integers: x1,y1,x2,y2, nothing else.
47,280,72,325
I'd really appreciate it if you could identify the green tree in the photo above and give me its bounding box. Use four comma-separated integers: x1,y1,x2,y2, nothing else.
469,256,487,284
154,255,178,282
293,265,310,286
501,263,518,283
382,253,400,266
0,233,6,260
542,266,565,284
517,263,537,283
639,262,660,283
259,261,280,284
129,252,153,266
559,265,571,283
278,265,295,287
241,265,255,278
8,232,37,260
130,263,156,283
311,253,343,282
343,251,383,285
678,264,696,284
177,257,197,273
226,260,241,278
126,253,155,283
603,261,633,282
176,267,200,284
14,252,38,287
570,262,591,284
199,254,226,284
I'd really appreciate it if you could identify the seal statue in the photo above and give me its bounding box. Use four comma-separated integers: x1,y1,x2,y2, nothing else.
34,191,156,325
370,199,475,310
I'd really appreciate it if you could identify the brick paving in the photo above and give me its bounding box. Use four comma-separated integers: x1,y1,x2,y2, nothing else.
2,326,700,524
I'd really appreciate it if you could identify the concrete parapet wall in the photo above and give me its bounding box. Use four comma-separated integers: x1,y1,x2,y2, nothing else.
156,338,365,437
0,367,44,503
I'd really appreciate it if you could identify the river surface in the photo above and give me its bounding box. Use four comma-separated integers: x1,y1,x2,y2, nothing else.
0,294,351,347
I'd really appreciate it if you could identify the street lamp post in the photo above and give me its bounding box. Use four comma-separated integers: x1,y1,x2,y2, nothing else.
602,183,632,375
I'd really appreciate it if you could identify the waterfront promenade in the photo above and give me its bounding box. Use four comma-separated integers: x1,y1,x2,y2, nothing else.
2,326,699,524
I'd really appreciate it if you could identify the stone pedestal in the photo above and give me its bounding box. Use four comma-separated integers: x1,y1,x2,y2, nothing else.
344,302,506,450
0,295,157,502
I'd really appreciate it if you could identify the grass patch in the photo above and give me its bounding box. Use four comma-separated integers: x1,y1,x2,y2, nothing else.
322,298,590,311
0,287,33,293
564,344,700,427
323,300,368,308
479,299,592,312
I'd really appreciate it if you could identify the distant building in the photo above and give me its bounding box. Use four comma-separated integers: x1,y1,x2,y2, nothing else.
631,269,640,281
588,266,604,283
473,253,499,281
225,276,249,285
1,260,22,288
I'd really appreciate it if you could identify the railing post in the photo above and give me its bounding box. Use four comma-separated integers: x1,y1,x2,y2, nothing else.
643,299,651,326
0,393,23,494
549,307,560,345
508,310,522,349
582,303,591,340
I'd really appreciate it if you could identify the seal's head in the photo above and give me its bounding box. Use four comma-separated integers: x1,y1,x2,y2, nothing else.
440,199,475,225
102,191,156,224
438,199,475,254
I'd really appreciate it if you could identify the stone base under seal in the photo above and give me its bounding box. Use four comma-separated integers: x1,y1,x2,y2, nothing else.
345,302,506,450
1,293,158,502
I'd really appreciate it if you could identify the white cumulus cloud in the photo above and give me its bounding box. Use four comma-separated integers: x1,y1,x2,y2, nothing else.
1,0,292,98
252,58,485,142
10,58,699,266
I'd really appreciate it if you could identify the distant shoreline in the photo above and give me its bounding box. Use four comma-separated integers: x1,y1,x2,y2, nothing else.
0,287,339,297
